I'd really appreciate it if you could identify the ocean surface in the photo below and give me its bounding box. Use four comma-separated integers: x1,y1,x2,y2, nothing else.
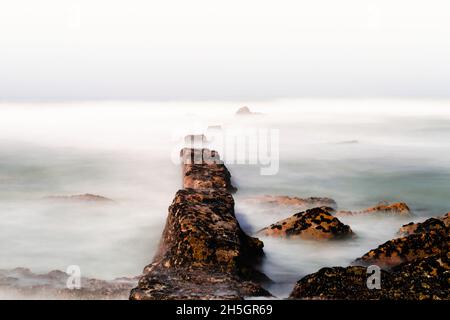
0,99,449,298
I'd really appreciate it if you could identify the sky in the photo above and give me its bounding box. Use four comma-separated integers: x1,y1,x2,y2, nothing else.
0,0,449,101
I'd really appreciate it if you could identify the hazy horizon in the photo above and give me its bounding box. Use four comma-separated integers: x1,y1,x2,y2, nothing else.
1,1,450,101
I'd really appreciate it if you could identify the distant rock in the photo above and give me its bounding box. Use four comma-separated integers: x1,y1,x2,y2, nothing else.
235,106,262,116
130,188,270,300
335,202,411,217
256,207,354,240
43,193,114,203
244,195,337,211
289,252,449,300
0,267,137,299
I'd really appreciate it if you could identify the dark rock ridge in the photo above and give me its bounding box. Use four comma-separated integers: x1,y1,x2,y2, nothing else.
335,201,411,217
289,212,449,299
130,148,270,300
43,193,114,203
257,207,354,240
181,148,237,192
398,213,449,236
0,268,137,300
354,213,449,269
244,195,337,211
289,252,449,300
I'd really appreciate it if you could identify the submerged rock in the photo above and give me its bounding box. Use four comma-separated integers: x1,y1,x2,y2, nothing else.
244,195,337,211
335,202,411,217
256,207,354,240
289,252,449,300
181,148,236,192
43,193,114,203
0,268,137,300
130,188,270,300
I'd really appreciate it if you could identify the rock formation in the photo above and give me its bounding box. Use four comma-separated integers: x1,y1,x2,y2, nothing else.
289,252,449,300
398,213,449,236
43,193,114,203
130,148,270,300
244,195,337,212
181,148,237,192
0,268,136,300
289,212,449,299
235,106,262,116
335,201,411,217
256,207,354,240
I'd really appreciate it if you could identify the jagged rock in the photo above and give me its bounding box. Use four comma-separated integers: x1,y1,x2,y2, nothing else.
244,195,337,211
181,148,236,192
398,215,448,237
256,207,354,240
0,268,137,299
43,193,114,203
354,217,448,269
289,252,449,300
335,202,411,217
130,188,270,300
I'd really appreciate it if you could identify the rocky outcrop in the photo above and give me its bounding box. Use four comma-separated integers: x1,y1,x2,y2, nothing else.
289,211,449,300
256,207,354,240
335,202,411,217
244,195,337,211
289,252,449,300
130,148,269,300
130,189,270,300
181,148,236,192
43,194,114,203
0,268,137,300
354,213,449,269
235,106,262,116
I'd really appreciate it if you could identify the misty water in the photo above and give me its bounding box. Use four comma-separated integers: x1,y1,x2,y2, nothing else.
0,100,449,298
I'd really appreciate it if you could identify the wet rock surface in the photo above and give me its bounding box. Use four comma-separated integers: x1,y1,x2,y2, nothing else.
335,202,411,217
181,148,236,192
130,148,269,300
355,214,449,268
0,268,137,299
257,207,354,240
289,212,449,300
289,252,449,300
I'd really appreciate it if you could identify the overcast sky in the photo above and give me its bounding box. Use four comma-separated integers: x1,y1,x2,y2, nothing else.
1,0,449,101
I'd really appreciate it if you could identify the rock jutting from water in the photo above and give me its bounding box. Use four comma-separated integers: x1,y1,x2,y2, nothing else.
256,207,354,240
129,148,270,300
0,268,137,300
335,201,411,217
243,195,337,212
289,212,449,300
42,193,115,203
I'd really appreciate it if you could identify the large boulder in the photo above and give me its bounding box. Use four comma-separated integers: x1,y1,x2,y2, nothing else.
256,207,354,240
335,202,411,217
289,252,449,300
130,189,270,300
354,213,449,269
